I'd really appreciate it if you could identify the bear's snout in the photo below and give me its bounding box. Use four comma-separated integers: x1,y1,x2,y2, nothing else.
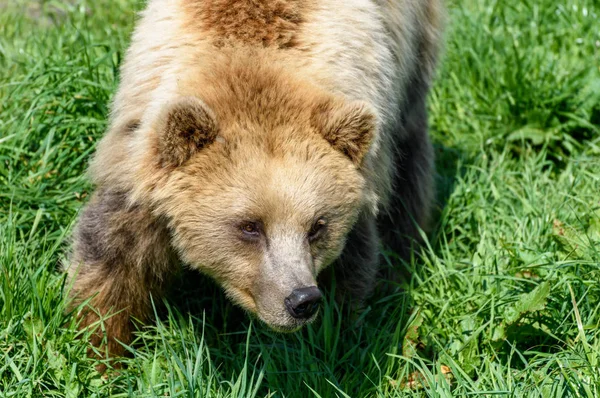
284,286,322,319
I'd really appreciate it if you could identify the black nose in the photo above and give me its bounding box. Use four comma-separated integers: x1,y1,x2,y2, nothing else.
284,286,322,319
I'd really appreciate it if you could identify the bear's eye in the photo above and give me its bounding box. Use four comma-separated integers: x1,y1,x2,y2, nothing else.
240,221,261,239
308,218,327,242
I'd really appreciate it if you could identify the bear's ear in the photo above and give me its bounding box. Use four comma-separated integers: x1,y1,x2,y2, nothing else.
310,99,376,166
156,97,219,167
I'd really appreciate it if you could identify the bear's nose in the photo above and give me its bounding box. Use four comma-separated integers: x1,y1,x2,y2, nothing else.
284,286,322,319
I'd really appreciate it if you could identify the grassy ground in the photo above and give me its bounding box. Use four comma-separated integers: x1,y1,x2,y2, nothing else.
1,0,599,396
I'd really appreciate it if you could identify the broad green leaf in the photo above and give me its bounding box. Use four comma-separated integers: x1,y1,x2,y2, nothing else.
504,282,551,326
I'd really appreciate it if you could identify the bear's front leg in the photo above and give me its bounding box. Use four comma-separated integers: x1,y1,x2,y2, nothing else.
378,62,435,265
326,212,380,307
65,189,176,365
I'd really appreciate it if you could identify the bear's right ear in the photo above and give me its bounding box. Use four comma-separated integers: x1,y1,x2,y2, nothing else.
156,97,219,167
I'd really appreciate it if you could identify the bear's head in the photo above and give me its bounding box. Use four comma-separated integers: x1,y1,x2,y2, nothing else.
138,75,376,331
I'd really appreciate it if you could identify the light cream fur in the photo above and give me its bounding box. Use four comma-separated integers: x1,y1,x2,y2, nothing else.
91,0,443,215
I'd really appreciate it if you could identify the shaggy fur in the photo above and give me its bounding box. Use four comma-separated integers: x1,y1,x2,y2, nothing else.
65,0,444,362
189,0,309,48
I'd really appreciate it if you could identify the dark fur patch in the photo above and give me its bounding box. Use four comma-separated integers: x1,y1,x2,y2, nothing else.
76,189,128,266
74,189,175,277
190,0,307,48
319,212,379,305
377,59,434,263
125,120,140,134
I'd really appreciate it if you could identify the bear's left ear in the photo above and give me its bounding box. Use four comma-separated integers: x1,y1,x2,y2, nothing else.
156,97,219,167
310,99,376,166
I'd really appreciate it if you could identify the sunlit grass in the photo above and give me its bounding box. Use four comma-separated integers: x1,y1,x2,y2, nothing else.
1,0,599,396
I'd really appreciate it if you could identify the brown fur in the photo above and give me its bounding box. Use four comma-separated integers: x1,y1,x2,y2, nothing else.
68,190,177,365
186,0,309,48
65,0,445,365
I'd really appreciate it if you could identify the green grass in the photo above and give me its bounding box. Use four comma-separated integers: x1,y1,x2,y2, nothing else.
1,0,599,396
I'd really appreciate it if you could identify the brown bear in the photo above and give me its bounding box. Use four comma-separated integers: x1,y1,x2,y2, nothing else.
65,0,443,360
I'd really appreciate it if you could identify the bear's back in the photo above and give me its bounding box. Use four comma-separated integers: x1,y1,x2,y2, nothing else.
92,0,442,214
